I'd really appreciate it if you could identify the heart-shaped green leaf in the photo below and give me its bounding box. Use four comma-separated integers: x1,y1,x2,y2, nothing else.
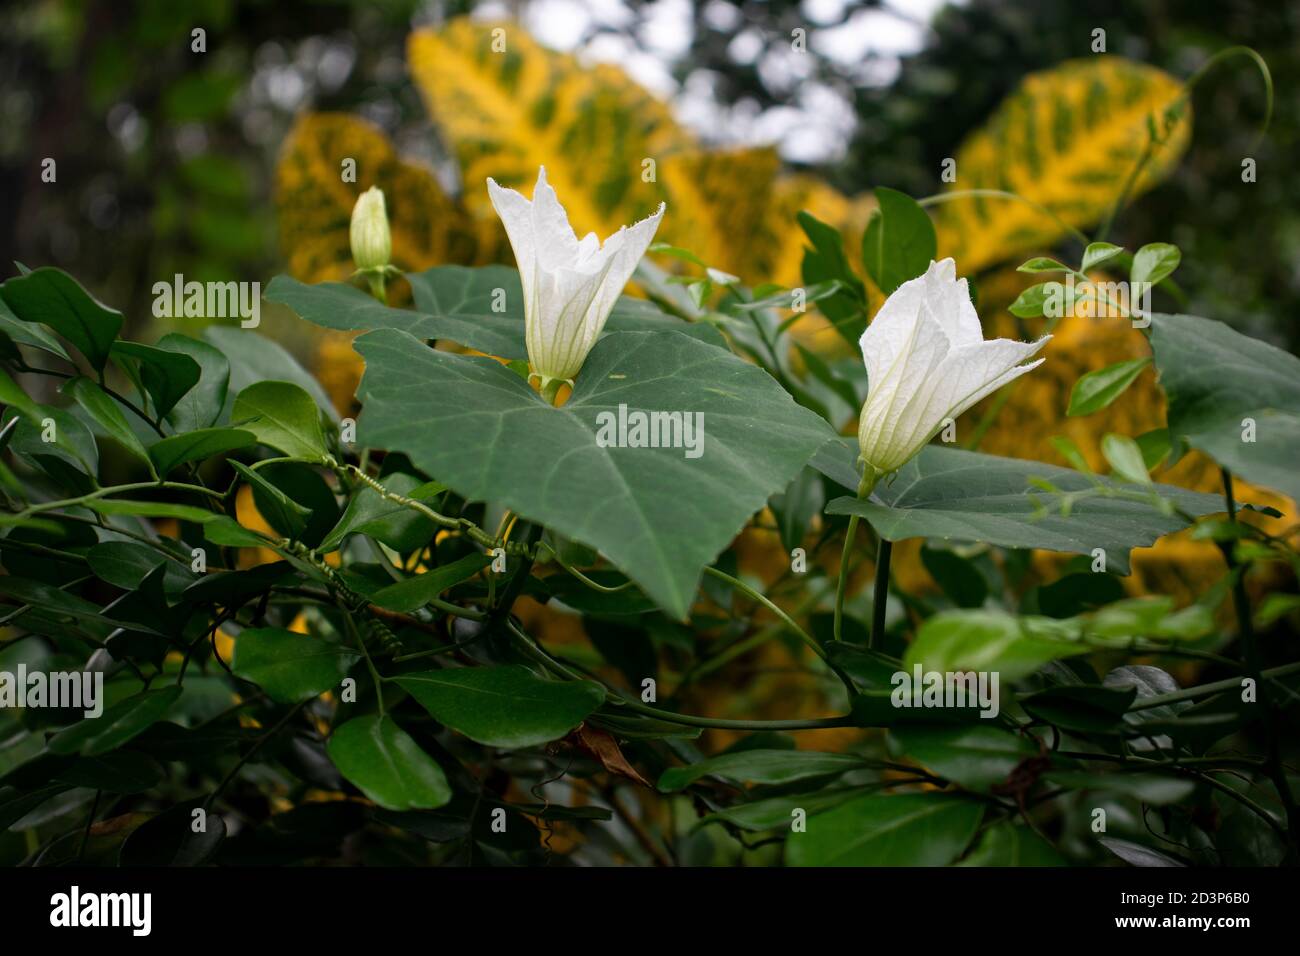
356,328,833,617
1150,312,1300,502
817,439,1223,574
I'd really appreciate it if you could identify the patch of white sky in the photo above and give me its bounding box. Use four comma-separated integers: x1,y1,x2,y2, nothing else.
469,0,963,164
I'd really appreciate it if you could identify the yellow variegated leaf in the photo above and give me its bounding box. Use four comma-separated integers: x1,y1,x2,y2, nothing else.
657,147,783,276
275,112,506,283
407,20,682,237
657,149,871,288
764,174,875,290
934,56,1191,272
406,19,873,289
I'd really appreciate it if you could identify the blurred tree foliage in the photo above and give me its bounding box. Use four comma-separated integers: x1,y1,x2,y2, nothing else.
659,0,1296,346
0,0,1293,350
0,0,473,343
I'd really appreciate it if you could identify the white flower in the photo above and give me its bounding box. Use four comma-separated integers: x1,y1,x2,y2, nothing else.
487,168,665,388
349,186,391,272
856,258,1050,476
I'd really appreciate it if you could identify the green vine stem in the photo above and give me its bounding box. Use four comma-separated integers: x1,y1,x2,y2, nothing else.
535,540,636,593
871,538,892,650
679,579,837,689
336,462,497,548
703,565,856,696
508,619,856,731
343,610,386,716
204,699,309,810
833,467,878,641
331,461,538,562
9,479,225,521
1126,660,1300,712
14,362,168,438
1217,467,1300,857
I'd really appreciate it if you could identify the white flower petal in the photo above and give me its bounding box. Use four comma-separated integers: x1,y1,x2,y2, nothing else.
857,308,952,468
533,264,615,381
856,257,1051,473
939,337,1051,421
487,177,537,284
530,167,584,272
575,232,601,267
894,336,1050,456
858,277,926,389
919,258,982,349
584,203,665,335
487,167,666,384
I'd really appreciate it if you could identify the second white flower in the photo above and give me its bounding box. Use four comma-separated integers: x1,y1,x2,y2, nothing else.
856,258,1050,475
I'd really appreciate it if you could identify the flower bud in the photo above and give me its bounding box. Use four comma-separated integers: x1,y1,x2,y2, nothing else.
350,186,391,272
